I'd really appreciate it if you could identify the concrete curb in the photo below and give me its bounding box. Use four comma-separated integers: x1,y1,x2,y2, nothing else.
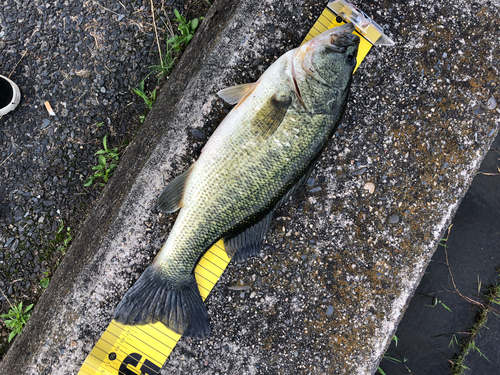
1,0,499,374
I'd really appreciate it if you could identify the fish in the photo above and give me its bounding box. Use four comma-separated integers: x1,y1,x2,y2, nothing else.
114,23,360,338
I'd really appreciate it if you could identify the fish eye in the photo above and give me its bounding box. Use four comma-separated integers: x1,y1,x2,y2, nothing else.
347,53,357,66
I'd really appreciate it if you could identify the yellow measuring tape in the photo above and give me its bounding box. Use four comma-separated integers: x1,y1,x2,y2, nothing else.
79,240,229,375
78,5,378,374
302,6,373,72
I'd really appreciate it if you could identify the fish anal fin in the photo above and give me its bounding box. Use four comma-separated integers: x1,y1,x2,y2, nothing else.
251,92,292,140
217,82,257,105
224,210,275,262
157,165,194,213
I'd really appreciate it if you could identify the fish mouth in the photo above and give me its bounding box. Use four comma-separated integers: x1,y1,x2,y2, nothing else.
329,23,360,50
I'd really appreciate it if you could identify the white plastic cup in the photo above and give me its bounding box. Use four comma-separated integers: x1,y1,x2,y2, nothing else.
0,75,21,116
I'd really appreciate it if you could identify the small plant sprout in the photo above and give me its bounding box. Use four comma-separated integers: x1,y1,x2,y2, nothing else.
392,334,399,347
84,134,120,187
0,301,33,342
149,41,177,81
449,333,459,350
133,80,157,109
438,224,453,249
377,355,401,375
167,9,202,52
40,272,50,289
54,220,73,255
426,296,453,312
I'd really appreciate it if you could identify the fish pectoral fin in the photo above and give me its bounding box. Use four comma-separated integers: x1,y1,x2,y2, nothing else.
251,92,292,140
224,209,275,262
157,165,194,213
217,82,258,105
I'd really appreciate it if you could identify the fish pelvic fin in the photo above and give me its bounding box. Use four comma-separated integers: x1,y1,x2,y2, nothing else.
157,165,194,213
217,82,258,105
251,92,292,141
114,266,211,338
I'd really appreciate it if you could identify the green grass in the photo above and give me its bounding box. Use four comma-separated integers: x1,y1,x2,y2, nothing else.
377,335,413,374
132,80,157,110
148,41,177,81
426,296,453,313
84,135,120,187
450,271,500,374
0,301,33,342
133,8,203,121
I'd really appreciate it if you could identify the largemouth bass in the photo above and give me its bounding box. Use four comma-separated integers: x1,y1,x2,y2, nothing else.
115,24,359,338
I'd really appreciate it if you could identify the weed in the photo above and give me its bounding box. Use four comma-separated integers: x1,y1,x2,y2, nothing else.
392,334,399,347
438,224,452,249
377,355,401,375
167,9,202,52
132,80,157,109
84,135,120,187
438,238,448,248
133,8,202,118
449,333,459,350
149,41,177,80
56,222,72,252
39,272,50,289
426,296,453,312
377,336,413,374
378,354,412,374
0,302,33,342
148,0,177,82
450,271,500,374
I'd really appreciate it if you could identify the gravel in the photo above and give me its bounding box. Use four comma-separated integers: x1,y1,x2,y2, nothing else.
0,0,210,356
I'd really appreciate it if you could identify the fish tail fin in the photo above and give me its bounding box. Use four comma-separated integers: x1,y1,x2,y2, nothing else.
114,266,211,338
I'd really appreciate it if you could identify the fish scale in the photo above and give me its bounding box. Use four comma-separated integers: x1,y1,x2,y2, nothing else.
164,112,333,277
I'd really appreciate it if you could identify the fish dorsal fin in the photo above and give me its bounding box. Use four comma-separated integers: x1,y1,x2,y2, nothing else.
217,82,257,105
157,165,194,213
251,92,292,140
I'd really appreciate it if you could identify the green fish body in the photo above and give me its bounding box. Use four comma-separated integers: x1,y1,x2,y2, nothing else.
115,24,360,338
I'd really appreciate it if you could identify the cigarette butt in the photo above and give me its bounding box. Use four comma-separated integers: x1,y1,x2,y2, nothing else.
44,101,56,116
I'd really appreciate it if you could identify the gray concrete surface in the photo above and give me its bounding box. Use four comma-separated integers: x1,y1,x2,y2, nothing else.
1,0,500,374
378,135,500,374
